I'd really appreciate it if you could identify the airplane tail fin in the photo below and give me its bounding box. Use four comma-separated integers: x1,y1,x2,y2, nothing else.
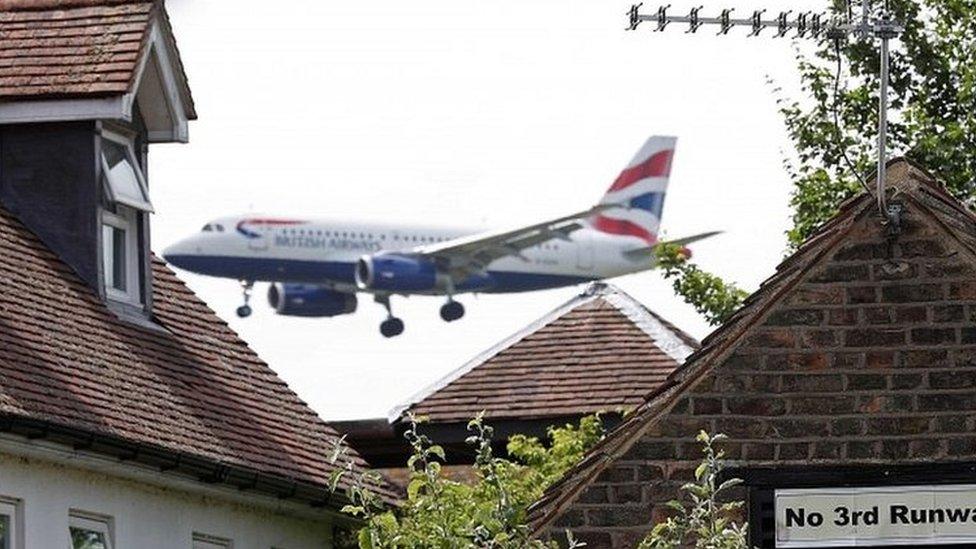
589,135,677,245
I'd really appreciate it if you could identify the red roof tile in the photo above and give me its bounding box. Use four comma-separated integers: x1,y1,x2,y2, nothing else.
0,0,195,118
395,283,699,423
0,203,395,504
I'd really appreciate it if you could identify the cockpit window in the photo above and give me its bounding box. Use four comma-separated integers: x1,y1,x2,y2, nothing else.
202,224,213,232
215,224,225,232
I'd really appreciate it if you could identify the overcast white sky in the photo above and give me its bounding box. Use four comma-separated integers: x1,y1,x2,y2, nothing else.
152,0,825,420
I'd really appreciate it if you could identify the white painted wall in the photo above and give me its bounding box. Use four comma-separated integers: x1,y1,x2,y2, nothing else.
0,450,336,549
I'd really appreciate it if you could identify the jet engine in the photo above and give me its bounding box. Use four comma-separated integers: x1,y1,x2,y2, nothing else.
355,253,440,292
267,284,357,317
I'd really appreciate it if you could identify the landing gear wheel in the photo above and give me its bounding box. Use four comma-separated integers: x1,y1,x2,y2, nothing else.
380,317,405,338
375,294,404,337
237,279,255,318
440,300,465,322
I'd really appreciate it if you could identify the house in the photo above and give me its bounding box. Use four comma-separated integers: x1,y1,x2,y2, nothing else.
0,1,394,547
527,159,976,548
334,282,698,477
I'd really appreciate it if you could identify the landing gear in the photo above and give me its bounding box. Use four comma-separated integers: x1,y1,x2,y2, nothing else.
380,317,405,338
440,300,465,322
375,294,405,338
236,280,254,318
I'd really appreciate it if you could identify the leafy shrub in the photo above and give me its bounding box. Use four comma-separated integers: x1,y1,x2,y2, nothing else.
656,243,748,326
331,414,603,548
638,432,747,549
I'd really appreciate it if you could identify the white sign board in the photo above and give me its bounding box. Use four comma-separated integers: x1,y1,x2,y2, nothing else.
776,485,976,547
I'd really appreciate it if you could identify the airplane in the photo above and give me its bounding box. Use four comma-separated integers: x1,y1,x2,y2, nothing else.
162,135,718,337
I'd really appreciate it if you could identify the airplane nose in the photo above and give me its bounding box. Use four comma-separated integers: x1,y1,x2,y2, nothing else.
162,238,201,270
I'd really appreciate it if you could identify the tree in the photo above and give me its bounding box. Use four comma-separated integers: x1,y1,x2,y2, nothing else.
780,0,976,248
655,244,749,326
656,0,974,323
638,432,747,549
330,414,603,548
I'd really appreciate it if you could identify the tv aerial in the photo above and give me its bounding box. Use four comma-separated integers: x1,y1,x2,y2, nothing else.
626,1,904,225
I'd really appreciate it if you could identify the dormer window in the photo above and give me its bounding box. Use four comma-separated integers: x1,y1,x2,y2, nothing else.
100,128,150,308
102,206,139,303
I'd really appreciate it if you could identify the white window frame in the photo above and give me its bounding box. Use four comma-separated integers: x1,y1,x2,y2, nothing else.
0,497,22,549
102,205,141,305
68,511,113,549
192,532,233,548
100,128,153,213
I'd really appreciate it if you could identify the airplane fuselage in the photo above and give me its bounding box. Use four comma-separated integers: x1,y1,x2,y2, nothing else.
164,216,654,295
161,135,705,337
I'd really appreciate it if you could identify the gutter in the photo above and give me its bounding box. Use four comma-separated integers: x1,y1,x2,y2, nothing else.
0,414,361,522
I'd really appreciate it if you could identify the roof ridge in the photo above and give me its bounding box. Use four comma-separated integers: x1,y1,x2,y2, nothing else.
599,289,697,363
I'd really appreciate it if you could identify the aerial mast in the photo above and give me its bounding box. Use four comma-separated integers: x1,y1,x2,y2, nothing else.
627,1,903,224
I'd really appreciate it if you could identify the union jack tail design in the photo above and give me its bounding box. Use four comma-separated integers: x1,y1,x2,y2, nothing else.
590,136,676,245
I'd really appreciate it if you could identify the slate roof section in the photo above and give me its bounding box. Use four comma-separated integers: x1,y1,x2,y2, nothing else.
393,283,699,423
0,0,196,118
526,159,962,534
0,203,396,504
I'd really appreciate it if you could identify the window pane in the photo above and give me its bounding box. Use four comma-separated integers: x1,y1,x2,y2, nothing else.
102,224,127,292
0,515,9,549
102,140,151,211
70,527,108,549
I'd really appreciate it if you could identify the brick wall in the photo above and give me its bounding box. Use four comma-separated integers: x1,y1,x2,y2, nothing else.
546,198,976,546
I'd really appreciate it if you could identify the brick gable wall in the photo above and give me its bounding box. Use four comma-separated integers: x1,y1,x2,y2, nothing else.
543,195,976,547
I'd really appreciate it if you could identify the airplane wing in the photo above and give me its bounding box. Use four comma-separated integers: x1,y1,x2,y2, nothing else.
406,204,616,279
622,231,722,259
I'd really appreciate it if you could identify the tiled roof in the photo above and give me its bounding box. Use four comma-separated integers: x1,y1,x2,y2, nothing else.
527,159,963,533
0,0,195,117
0,203,395,505
393,283,699,423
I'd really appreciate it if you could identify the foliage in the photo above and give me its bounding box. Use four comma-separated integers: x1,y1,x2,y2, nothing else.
657,0,974,323
638,432,748,549
506,414,605,490
655,243,749,326
330,413,603,548
780,0,976,248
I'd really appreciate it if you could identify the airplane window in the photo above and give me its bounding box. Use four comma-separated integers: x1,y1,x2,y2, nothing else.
215,224,224,232
368,233,373,239
393,235,399,241
201,224,212,232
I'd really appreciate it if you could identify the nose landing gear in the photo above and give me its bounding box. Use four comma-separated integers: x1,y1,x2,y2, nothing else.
236,280,254,318
375,294,404,338
440,300,465,322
